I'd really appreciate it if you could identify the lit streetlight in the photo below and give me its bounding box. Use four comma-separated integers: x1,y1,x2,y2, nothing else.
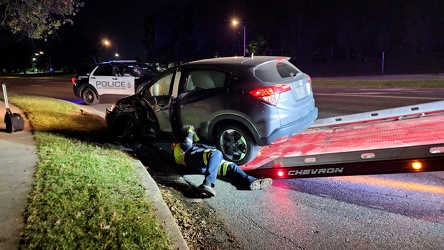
103,39,110,47
232,19,246,56
101,39,111,62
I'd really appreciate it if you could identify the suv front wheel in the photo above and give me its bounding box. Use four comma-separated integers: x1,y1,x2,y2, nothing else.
216,124,259,165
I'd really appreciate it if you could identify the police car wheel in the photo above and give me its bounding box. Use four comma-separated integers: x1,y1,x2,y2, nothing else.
82,87,99,105
216,124,259,165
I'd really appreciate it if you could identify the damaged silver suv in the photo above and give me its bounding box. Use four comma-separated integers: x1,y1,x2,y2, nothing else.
106,56,317,165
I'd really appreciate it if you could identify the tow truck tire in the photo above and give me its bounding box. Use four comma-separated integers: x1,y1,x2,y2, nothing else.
216,124,259,165
82,87,99,105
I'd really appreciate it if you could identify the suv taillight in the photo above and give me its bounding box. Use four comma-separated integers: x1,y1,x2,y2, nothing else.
249,84,291,105
71,77,77,84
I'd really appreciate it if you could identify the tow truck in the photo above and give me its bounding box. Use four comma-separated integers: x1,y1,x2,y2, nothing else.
245,100,444,179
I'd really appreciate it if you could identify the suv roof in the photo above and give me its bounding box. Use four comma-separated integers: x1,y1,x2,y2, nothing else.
184,56,291,66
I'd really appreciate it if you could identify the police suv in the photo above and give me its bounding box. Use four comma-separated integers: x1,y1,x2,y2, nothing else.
72,61,159,105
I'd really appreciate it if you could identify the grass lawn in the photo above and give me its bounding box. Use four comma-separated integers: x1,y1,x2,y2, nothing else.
8,96,171,249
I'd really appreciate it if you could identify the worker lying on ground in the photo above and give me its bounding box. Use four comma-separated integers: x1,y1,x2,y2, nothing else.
171,126,272,197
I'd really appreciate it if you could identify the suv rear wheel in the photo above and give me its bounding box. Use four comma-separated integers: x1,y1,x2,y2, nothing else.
216,124,259,165
82,87,99,105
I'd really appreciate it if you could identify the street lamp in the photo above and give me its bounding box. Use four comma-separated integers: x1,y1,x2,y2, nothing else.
103,39,110,47
101,39,111,62
232,19,246,56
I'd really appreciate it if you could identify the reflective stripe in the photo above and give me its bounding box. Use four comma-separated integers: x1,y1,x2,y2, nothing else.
203,149,215,165
218,160,230,176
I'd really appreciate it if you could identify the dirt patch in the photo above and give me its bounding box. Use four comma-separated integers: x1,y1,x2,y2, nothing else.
159,185,245,250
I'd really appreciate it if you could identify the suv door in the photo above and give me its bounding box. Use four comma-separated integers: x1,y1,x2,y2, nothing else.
141,71,175,132
90,64,136,96
173,69,228,139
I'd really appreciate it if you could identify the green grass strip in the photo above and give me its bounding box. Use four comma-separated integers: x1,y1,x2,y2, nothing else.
9,96,170,249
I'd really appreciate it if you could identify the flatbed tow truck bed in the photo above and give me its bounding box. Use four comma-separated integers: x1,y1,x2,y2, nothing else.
245,101,444,178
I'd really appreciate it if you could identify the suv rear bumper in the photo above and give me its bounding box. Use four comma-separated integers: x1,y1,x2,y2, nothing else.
260,107,318,145
73,85,81,98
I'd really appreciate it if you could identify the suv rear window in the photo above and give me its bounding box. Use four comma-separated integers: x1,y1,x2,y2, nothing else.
75,65,96,76
253,60,301,82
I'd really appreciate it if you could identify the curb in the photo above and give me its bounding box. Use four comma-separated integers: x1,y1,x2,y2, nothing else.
132,157,189,250
80,105,189,249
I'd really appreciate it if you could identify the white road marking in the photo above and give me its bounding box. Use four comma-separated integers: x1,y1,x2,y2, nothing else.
315,93,441,100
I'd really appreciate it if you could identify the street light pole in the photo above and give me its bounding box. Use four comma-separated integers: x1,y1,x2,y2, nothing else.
242,24,246,57
232,20,246,57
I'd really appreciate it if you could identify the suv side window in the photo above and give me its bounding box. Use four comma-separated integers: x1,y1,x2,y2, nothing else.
145,72,174,98
185,70,226,92
94,65,113,76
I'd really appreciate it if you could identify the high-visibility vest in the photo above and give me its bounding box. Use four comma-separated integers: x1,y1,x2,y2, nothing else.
173,143,186,165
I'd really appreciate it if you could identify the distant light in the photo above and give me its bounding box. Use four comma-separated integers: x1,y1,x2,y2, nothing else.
115,53,119,57
411,161,423,171
103,39,110,46
232,20,239,25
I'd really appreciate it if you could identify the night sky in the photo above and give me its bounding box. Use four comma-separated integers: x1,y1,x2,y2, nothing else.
74,0,190,60
3,0,444,76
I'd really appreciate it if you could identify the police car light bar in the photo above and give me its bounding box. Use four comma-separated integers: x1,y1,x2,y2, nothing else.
105,60,138,63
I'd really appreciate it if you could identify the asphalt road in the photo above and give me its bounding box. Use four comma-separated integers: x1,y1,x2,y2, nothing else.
2,75,444,249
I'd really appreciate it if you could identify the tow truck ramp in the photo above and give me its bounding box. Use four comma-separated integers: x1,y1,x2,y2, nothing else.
246,100,444,179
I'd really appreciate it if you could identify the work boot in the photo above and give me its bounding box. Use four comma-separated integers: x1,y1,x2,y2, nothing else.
198,183,216,197
249,178,272,190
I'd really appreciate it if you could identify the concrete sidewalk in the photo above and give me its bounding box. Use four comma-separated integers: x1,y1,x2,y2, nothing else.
0,101,188,249
0,101,37,249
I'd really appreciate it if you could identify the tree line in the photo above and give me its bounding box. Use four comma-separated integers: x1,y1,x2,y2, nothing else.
143,0,444,74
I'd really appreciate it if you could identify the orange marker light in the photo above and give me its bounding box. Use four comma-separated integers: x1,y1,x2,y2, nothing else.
411,161,423,171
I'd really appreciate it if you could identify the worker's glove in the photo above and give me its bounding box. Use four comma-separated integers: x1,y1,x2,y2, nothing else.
193,133,200,142
187,126,200,142
187,126,194,133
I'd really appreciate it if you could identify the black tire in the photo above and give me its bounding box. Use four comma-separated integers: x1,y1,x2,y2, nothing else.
82,87,99,105
216,124,259,165
119,118,140,144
